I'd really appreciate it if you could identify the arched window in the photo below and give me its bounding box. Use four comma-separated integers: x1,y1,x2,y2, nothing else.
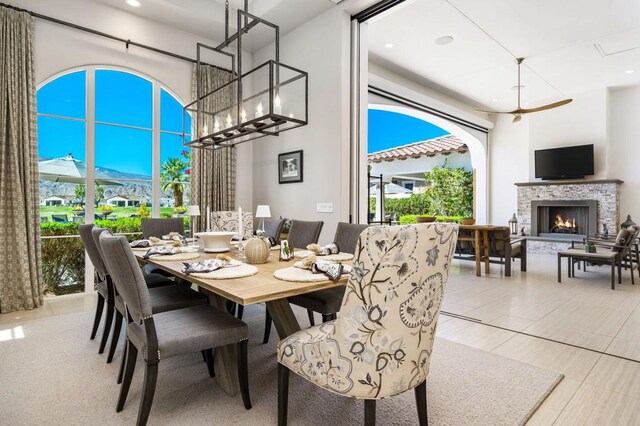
36,67,191,295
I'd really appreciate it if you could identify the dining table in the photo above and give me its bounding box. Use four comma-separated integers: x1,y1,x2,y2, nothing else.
133,245,350,397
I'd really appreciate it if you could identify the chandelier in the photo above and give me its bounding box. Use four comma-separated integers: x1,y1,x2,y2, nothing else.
183,0,308,149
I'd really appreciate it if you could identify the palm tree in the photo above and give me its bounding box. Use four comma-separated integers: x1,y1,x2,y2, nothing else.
161,157,189,207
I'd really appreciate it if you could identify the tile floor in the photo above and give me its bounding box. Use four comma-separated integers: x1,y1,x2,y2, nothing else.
2,253,640,424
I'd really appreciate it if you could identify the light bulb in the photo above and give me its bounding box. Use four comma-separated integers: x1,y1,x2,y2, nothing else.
255,101,264,118
226,113,232,128
202,124,208,135
241,108,247,123
274,94,282,115
213,118,220,132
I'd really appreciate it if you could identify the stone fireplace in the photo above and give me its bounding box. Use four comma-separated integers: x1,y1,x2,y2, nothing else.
515,179,622,253
531,200,597,238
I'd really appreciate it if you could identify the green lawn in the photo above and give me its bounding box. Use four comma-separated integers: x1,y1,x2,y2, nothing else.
40,206,176,221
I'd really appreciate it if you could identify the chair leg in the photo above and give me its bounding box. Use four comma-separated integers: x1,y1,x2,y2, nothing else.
201,350,207,363
415,380,428,426
237,340,252,409
90,294,105,340
117,341,127,384
307,309,316,326
204,349,215,378
263,310,272,344
278,363,290,426
364,399,376,426
117,340,138,412
321,314,332,323
137,362,159,426
99,302,115,354
237,304,244,320
107,311,123,363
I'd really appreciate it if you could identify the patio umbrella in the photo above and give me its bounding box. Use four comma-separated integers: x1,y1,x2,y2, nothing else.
369,182,412,196
38,153,122,186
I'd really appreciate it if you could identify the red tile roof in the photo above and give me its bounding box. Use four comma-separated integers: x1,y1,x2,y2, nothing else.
368,135,467,163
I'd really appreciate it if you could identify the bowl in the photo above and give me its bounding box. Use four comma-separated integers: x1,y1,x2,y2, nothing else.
416,216,436,223
460,218,476,225
194,231,236,253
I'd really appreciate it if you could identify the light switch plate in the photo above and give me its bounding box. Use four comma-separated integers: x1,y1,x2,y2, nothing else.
316,202,333,213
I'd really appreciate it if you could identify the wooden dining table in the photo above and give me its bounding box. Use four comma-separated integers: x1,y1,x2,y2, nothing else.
458,224,503,276
134,246,350,397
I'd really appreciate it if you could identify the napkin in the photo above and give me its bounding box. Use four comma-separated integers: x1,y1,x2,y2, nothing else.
162,232,184,242
311,259,344,281
307,242,340,256
183,259,225,275
130,239,152,248
143,247,180,259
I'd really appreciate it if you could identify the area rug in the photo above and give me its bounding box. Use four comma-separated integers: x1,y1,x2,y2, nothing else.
0,305,562,425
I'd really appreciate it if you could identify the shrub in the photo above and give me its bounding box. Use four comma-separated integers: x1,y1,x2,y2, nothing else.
97,205,114,212
399,215,463,225
137,204,150,218
40,222,84,296
424,165,473,217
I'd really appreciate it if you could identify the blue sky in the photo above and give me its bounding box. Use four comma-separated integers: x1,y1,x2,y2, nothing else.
368,109,449,153
37,70,191,178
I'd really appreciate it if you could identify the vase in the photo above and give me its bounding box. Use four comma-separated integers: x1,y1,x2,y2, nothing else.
244,237,271,264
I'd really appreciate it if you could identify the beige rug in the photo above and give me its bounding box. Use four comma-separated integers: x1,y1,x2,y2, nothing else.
0,305,561,425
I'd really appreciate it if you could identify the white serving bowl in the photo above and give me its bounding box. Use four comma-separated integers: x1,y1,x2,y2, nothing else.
195,231,237,253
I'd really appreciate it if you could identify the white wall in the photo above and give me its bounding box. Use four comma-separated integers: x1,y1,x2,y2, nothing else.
487,114,529,224
14,0,253,208
251,8,351,244
527,88,609,180
610,86,640,218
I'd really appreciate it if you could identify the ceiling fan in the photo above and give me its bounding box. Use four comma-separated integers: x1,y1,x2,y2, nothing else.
478,58,572,123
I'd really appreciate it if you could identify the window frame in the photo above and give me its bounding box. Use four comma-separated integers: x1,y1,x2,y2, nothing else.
37,66,192,293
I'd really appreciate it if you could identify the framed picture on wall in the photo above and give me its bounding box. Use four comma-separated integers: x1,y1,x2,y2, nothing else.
278,150,303,184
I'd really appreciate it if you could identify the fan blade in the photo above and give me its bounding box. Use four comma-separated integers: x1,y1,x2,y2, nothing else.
517,99,573,114
475,108,519,114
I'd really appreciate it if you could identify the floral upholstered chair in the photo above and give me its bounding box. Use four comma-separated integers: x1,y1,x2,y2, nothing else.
277,223,459,426
211,210,254,240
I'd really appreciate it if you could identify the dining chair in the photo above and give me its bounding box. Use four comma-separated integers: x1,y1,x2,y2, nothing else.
288,222,369,326
141,217,185,239
286,219,324,249
263,218,285,243
277,223,459,426
99,233,251,426
262,219,324,344
211,210,254,240
90,226,206,367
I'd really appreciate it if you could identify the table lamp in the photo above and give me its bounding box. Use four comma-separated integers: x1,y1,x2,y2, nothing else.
255,205,271,236
186,205,201,245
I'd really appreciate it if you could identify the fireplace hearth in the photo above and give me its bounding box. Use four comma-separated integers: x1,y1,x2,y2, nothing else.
531,200,597,239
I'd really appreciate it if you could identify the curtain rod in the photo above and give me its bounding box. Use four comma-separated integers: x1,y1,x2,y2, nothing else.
0,2,232,73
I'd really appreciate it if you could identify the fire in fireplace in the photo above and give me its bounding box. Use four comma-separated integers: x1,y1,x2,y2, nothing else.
551,214,577,234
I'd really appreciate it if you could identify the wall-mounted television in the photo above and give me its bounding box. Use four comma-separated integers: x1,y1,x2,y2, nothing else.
534,144,594,180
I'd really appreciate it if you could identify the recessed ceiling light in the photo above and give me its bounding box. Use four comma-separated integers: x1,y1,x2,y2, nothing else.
435,36,454,46
626,69,635,74
492,98,499,102
385,43,394,49
127,0,141,7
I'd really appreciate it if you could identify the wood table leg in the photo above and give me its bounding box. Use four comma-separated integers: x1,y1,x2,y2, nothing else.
611,260,616,290
483,231,490,275
266,298,302,339
204,291,240,396
567,256,572,278
474,230,481,277
558,253,562,283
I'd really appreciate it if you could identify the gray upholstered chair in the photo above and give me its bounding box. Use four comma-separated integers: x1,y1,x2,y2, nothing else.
99,233,251,426
287,219,324,249
263,218,285,243
278,224,459,426
262,219,324,344
90,227,206,368
289,222,369,326
141,217,185,239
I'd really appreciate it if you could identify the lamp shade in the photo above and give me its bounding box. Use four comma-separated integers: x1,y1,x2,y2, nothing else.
255,205,271,218
186,205,201,216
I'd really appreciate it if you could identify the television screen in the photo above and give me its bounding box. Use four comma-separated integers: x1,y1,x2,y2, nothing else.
535,144,594,180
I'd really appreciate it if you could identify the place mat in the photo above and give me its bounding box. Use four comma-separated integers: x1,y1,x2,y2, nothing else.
191,263,258,280
274,264,352,282
293,250,354,261
148,252,201,261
